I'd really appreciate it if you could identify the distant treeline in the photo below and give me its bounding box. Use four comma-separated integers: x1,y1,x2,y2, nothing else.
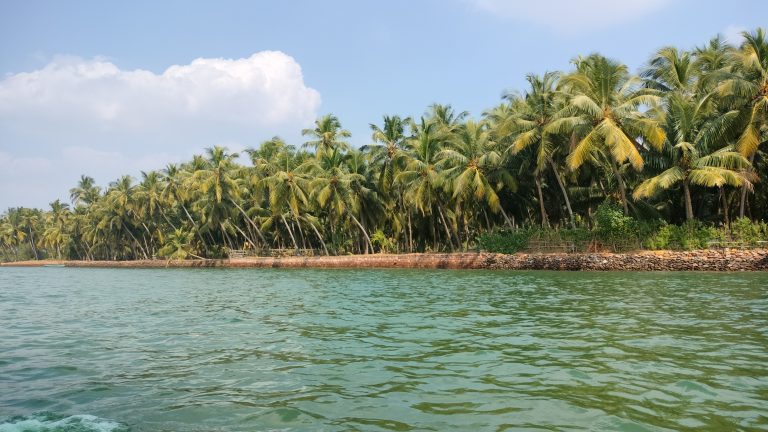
2,28,767,261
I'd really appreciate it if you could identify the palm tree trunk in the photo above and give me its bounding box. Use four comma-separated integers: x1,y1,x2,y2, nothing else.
160,210,178,231
611,162,630,215
548,157,575,228
280,214,299,250
308,222,329,256
407,211,413,253
229,199,267,245
739,153,756,219
534,175,550,227
220,223,236,251
232,223,257,250
436,206,456,251
180,201,207,248
349,213,373,254
739,183,748,219
683,179,694,221
121,220,148,259
295,219,307,250
720,187,730,228
27,228,39,260
499,206,514,228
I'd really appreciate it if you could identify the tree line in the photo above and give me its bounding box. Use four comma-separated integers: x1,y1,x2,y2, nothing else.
2,28,767,261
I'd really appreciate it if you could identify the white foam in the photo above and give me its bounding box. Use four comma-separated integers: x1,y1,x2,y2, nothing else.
0,413,125,432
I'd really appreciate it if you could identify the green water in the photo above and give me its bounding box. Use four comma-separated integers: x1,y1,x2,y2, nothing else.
0,268,766,431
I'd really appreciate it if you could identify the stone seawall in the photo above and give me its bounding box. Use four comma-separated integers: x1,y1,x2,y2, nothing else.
2,249,767,271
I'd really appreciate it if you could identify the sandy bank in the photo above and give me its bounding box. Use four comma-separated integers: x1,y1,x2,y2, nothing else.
2,249,767,271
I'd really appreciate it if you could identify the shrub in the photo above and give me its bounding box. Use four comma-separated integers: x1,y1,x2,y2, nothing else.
730,217,767,245
644,221,725,250
594,202,640,249
478,229,533,254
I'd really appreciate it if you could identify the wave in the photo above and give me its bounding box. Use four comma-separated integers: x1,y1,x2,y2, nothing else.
0,412,128,432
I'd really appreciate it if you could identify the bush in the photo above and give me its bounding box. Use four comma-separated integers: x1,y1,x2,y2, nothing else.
730,217,768,245
644,220,725,250
478,229,533,254
594,202,639,242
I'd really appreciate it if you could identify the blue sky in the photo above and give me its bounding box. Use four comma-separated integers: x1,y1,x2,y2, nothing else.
0,0,764,209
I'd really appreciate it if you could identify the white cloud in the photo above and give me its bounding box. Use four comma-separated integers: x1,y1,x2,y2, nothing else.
723,25,746,46
0,51,321,209
465,0,669,33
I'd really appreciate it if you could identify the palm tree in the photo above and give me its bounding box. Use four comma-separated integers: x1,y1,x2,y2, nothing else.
302,114,351,156
190,146,242,253
397,118,452,250
635,46,751,220
69,175,101,207
105,175,148,259
439,120,516,238
261,150,312,251
501,72,575,226
554,54,667,213
304,148,374,254
19,208,41,259
42,200,70,258
716,28,768,217
365,115,410,193
158,228,201,260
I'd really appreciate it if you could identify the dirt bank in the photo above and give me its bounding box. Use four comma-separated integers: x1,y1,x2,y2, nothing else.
2,249,767,271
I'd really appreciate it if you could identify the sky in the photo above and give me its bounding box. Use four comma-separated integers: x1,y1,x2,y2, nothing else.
0,0,764,209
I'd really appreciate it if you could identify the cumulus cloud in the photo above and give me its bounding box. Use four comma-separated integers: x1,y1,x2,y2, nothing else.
0,51,321,209
465,0,669,33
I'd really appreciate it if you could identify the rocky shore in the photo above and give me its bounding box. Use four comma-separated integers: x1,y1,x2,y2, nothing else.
2,249,767,271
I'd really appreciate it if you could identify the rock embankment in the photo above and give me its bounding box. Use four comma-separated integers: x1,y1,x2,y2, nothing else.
482,249,768,271
2,249,766,271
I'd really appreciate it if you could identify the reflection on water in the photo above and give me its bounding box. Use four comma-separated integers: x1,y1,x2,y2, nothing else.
0,268,767,431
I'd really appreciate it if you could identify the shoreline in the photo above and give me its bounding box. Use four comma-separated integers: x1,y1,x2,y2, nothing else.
2,249,767,271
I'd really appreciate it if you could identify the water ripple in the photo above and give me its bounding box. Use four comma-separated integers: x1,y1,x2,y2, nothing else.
1,268,767,431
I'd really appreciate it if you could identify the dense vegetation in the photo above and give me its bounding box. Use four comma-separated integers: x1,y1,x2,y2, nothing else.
2,29,768,261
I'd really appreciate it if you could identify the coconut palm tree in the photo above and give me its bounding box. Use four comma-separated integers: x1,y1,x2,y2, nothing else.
635,46,751,220
69,175,101,207
439,120,516,237
501,72,575,226
397,118,453,250
716,28,768,217
302,114,351,156
365,115,410,193
190,146,242,253
554,54,667,213
42,200,70,258
303,147,374,254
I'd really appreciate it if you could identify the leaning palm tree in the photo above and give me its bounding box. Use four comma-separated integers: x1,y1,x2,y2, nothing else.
303,148,374,254
554,54,667,213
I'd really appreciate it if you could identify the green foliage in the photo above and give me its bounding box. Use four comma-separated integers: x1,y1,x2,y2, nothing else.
594,202,639,242
371,230,396,253
644,221,723,250
729,218,768,244
2,27,768,260
478,229,533,254
478,226,593,253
